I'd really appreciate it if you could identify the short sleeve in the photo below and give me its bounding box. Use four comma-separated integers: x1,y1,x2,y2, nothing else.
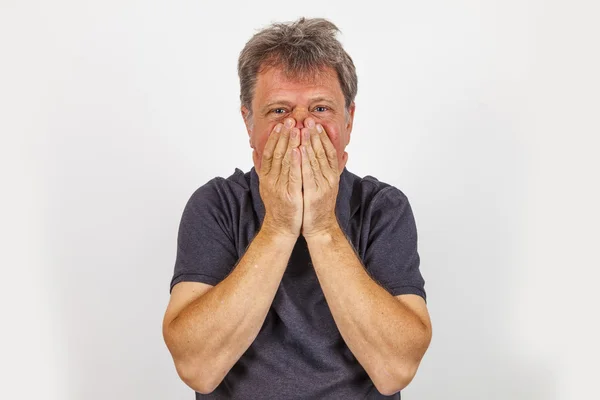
169,179,239,293
363,187,426,302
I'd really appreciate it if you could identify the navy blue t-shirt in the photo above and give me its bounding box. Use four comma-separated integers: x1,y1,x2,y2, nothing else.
170,166,426,399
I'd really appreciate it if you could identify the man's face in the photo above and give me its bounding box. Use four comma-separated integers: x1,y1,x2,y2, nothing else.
242,65,355,174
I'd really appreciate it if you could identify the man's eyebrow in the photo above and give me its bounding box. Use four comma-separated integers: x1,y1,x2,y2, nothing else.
309,96,336,104
261,100,294,112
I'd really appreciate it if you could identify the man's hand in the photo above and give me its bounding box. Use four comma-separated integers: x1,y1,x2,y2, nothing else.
299,117,340,238
259,117,303,239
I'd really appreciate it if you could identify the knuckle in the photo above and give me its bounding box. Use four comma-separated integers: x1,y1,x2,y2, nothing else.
288,173,299,182
262,149,273,158
259,163,270,175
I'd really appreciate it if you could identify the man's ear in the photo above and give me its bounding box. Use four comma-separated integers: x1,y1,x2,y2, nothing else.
345,102,356,146
241,105,252,136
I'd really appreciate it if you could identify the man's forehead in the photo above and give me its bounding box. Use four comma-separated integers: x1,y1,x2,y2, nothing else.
258,63,337,83
256,66,343,102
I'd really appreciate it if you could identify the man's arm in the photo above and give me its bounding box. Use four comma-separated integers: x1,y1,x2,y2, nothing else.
163,117,303,394
163,225,297,394
305,223,432,396
297,118,430,395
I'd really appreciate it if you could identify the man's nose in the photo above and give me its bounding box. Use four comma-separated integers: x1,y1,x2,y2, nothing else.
291,109,309,129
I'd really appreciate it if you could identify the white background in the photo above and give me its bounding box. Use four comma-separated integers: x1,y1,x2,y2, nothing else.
1,1,599,399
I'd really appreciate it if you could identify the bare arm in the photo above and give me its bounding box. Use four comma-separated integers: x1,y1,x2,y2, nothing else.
305,223,432,395
163,117,303,394
296,118,431,395
163,224,297,394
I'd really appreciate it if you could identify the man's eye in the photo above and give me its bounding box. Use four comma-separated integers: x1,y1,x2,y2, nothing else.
314,106,328,112
272,108,286,114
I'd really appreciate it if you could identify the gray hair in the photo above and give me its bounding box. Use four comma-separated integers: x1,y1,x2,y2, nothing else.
237,17,358,120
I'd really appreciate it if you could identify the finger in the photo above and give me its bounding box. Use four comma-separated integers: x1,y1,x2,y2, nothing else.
270,118,295,178
290,147,302,193
281,127,300,186
302,128,322,185
300,141,316,191
308,125,331,178
261,123,283,176
315,123,338,173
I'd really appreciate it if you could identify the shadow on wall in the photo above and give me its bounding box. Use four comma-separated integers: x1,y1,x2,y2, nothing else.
403,100,556,399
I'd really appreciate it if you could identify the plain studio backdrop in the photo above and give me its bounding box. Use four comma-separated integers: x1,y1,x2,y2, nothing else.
1,1,599,399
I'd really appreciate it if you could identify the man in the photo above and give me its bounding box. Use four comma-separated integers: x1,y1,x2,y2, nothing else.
163,17,432,399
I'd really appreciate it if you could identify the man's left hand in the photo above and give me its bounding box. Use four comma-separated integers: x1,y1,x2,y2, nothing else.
300,118,340,238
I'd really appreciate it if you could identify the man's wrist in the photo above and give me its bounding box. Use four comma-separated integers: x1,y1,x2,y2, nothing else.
260,220,299,244
303,220,343,245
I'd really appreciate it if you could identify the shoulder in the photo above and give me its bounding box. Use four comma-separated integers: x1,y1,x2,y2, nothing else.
186,167,251,207
363,174,409,206
179,168,253,234
344,169,412,216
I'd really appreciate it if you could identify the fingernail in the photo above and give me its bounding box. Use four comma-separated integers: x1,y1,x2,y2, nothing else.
291,128,297,139
306,119,315,128
303,130,310,141
285,118,294,128
275,124,282,133
316,124,323,133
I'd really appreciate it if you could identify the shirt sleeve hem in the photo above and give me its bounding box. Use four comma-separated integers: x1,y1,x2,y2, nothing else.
169,273,222,293
389,285,427,303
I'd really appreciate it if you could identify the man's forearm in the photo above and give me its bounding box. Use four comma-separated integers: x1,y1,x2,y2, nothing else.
304,223,430,395
166,224,297,393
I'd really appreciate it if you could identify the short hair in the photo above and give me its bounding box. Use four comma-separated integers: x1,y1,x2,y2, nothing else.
237,17,358,119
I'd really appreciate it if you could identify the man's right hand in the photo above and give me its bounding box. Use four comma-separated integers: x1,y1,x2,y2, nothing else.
258,117,303,239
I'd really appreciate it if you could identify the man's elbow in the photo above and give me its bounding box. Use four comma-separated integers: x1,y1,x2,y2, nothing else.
163,324,222,394
375,364,419,396
175,360,220,395
378,337,431,394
